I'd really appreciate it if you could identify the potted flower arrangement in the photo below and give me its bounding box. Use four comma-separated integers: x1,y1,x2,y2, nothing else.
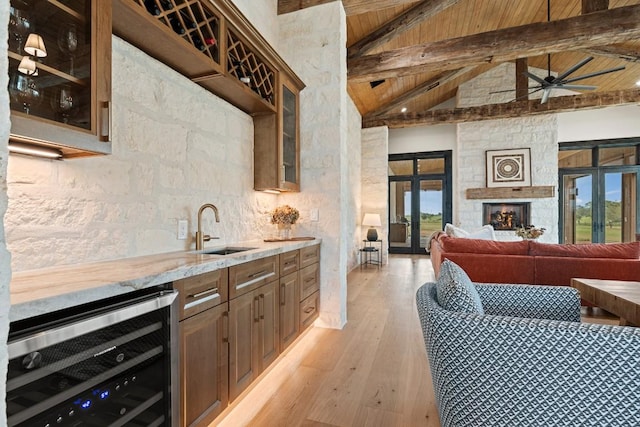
515,225,546,240
270,205,300,240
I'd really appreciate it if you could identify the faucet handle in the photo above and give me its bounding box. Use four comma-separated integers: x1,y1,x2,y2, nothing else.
203,235,220,242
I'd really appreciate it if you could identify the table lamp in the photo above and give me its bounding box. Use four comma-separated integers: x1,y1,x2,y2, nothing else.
362,213,382,241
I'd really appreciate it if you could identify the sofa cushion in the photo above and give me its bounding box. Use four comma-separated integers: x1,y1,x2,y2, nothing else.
436,260,484,314
530,241,640,259
439,235,530,255
444,223,496,240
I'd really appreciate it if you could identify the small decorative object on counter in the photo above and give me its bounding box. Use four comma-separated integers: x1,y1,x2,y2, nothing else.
515,225,546,240
270,205,299,240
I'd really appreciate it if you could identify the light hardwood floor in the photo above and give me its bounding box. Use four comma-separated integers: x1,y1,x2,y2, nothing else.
214,254,618,427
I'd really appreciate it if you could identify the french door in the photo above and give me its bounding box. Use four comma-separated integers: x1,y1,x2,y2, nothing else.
560,167,639,243
389,152,452,254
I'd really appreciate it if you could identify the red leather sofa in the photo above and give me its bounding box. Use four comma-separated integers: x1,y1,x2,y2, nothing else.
429,232,640,304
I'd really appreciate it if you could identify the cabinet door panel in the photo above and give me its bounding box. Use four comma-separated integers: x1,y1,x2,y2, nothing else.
180,303,228,427
258,281,279,371
228,291,259,401
279,272,300,352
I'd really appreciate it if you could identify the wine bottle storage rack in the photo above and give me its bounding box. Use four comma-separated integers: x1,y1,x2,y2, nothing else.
134,0,220,64
227,29,275,106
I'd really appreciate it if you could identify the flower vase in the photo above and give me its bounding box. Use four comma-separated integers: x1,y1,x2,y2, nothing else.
278,223,291,240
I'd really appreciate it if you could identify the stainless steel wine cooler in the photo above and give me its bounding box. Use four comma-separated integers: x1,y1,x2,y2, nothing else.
7,287,179,427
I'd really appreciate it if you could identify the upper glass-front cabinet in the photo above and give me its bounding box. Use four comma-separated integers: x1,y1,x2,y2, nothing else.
280,81,299,190
8,0,112,158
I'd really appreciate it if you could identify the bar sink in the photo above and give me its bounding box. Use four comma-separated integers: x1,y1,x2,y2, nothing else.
197,247,255,256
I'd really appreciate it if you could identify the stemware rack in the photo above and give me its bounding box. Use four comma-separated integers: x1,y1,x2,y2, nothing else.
121,0,277,112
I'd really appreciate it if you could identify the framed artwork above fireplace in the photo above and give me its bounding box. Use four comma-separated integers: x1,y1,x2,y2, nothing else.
486,148,531,188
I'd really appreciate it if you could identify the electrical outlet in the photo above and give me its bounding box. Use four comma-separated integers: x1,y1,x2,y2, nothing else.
178,219,188,240
310,208,319,221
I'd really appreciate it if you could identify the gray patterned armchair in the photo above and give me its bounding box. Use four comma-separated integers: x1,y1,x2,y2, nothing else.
416,281,640,427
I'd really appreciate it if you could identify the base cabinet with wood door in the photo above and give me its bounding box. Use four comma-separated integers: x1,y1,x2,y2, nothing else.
299,244,321,330
174,269,229,427
228,255,280,401
173,243,320,425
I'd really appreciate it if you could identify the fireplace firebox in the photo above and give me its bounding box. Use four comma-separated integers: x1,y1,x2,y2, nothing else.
483,202,530,230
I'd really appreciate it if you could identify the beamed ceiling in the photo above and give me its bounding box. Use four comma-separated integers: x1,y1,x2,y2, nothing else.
278,0,640,128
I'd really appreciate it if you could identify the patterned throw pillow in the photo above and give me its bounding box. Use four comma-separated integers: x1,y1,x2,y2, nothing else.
436,260,484,314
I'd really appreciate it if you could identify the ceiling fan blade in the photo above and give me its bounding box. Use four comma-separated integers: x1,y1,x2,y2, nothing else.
562,66,626,84
526,72,547,85
510,87,543,102
555,57,594,81
541,88,551,104
489,85,542,94
556,84,597,91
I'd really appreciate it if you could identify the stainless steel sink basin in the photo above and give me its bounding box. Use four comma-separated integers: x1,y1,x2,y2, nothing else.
198,247,255,256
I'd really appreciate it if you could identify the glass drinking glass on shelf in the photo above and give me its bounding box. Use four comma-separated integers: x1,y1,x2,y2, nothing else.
50,85,77,124
58,23,78,75
9,7,31,54
9,72,42,114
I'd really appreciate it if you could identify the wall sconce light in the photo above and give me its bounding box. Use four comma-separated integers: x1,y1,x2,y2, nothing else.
8,141,62,159
24,33,47,58
18,56,38,75
362,213,382,241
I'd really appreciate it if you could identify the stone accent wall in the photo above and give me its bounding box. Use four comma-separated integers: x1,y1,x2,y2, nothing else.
229,0,279,51
278,2,349,328
361,127,389,262
347,97,362,271
456,64,559,242
1,2,11,421
6,37,277,271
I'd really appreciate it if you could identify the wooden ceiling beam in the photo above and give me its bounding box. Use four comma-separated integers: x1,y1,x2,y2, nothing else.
515,58,529,101
278,0,337,15
342,0,421,16
584,45,640,63
363,88,640,128
278,0,419,15
366,66,476,117
348,0,462,59
348,4,640,83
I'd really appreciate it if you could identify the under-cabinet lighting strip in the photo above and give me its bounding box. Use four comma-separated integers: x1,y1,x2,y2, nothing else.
8,141,63,159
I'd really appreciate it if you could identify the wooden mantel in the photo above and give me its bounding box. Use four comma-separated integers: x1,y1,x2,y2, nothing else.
466,186,555,200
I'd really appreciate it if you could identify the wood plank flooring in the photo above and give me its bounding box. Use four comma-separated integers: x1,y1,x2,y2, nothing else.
213,255,619,427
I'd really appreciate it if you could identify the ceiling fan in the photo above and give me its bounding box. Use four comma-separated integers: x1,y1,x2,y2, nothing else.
492,0,626,103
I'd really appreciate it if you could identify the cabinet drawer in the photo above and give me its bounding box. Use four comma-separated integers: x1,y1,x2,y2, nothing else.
229,256,279,299
299,263,319,301
300,291,319,331
280,250,300,276
174,269,228,321
300,244,320,269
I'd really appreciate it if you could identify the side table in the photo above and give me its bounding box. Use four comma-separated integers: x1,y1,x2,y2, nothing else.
360,240,383,268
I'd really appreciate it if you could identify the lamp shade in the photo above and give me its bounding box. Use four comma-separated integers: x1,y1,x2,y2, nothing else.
18,56,38,75
363,213,382,241
362,213,382,227
24,33,47,57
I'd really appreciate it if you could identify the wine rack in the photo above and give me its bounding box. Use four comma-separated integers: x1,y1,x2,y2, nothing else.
227,29,275,106
134,0,220,64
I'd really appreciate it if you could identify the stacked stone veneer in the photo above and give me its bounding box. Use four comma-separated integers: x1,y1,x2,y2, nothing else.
361,127,389,262
278,2,351,328
6,37,280,271
456,63,559,242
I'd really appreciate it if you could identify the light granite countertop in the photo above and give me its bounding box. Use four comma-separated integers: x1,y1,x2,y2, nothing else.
10,238,321,322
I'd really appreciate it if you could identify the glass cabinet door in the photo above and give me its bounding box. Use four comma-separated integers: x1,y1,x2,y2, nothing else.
279,80,299,190
8,0,111,156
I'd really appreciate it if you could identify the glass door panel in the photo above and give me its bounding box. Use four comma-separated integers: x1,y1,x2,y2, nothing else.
419,180,443,252
562,173,593,244
389,180,411,249
605,171,637,243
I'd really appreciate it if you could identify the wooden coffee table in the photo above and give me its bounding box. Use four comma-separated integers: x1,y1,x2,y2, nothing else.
571,278,640,326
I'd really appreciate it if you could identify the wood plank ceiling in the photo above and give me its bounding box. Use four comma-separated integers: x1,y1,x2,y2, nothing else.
278,0,640,128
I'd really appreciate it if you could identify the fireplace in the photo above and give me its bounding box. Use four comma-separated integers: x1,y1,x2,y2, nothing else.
483,202,530,230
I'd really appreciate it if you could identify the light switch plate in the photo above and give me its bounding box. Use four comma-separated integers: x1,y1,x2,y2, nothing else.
310,208,319,222
178,219,188,240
